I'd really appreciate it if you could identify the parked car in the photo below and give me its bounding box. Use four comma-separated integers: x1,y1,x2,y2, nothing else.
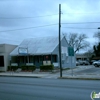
78,60,90,65
90,60,96,65
76,61,80,66
93,60,100,67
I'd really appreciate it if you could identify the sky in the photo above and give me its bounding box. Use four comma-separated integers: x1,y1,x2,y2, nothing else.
0,0,100,52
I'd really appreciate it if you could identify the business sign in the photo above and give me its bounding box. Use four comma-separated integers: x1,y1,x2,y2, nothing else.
18,47,28,55
68,47,74,56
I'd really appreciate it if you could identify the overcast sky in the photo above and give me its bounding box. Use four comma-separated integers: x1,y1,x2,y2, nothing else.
0,0,100,51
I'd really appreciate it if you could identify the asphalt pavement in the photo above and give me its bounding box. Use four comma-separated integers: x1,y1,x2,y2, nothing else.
0,65,100,80
0,77,100,100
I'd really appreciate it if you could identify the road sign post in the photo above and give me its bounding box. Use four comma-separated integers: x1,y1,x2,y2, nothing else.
68,47,74,76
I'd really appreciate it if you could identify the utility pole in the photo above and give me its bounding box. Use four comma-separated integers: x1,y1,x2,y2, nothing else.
59,4,62,77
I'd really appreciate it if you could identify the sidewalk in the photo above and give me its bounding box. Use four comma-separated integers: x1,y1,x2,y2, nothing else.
0,71,53,78
59,74,100,80
0,68,60,78
61,65,100,80
0,65,100,80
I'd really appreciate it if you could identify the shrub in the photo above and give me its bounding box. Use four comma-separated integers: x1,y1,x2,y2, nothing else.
8,65,36,72
8,66,18,71
21,65,36,71
40,65,54,71
27,66,36,71
21,66,27,71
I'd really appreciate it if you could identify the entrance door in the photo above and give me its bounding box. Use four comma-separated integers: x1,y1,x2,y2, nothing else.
34,56,40,67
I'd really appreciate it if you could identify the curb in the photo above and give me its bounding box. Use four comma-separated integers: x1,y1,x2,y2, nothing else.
58,77,100,80
0,75,41,78
1,75,100,80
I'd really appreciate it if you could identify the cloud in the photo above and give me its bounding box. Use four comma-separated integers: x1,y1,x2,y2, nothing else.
0,0,100,49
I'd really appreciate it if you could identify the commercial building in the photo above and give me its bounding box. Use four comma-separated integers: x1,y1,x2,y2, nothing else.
76,53,91,61
10,36,76,69
0,44,17,71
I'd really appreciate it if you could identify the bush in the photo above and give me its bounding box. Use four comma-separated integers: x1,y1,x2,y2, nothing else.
8,66,18,71
40,65,54,71
8,65,36,72
21,66,27,71
21,65,36,71
27,66,36,71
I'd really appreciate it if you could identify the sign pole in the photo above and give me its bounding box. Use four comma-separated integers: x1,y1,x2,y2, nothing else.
68,46,74,76
71,56,73,76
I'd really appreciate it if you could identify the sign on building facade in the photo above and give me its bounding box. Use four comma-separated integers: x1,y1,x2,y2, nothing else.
18,47,28,55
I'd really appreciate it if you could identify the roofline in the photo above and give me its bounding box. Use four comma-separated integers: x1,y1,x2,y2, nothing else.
10,53,58,56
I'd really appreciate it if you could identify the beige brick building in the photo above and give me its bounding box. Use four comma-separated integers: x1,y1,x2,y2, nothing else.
0,44,17,71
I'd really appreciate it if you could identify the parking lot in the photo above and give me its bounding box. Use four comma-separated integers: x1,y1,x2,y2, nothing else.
74,65,100,75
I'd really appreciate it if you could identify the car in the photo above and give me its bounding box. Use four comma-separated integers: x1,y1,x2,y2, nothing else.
78,60,90,65
76,61,80,66
93,60,100,67
90,60,96,65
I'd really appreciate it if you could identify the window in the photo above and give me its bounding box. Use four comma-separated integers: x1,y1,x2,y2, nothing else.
53,55,57,62
0,56,4,67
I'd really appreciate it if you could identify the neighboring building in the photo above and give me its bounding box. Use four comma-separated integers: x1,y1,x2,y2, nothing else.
10,36,76,68
76,53,91,61
0,44,17,71
92,57,100,60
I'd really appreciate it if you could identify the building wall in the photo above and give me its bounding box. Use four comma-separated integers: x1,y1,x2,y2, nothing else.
0,44,17,71
11,55,58,68
76,54,89,61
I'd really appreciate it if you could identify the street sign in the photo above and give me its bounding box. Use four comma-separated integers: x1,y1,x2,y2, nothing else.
68,47,74,56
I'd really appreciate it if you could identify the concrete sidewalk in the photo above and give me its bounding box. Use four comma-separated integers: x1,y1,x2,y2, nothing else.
0,71,51,78
59,74,100,80
61,65,100,80
0,65,100,80
0,72,100,80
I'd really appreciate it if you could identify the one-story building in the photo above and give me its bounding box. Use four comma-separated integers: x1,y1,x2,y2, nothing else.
10,36,76,69
0,44,17,71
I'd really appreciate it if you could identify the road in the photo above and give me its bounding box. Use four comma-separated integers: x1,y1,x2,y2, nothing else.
0,77,100,100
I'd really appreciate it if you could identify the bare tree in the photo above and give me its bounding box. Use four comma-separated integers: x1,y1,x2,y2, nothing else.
64,33,90,53
93,31,100,42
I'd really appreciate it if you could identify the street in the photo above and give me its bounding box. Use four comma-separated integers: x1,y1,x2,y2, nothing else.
0,77,100,100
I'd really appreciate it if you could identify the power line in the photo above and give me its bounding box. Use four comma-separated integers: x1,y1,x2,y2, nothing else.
62,22,100,24
63,12,100,15
0,14,58,19
62,27,97,29
0,24,58,32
